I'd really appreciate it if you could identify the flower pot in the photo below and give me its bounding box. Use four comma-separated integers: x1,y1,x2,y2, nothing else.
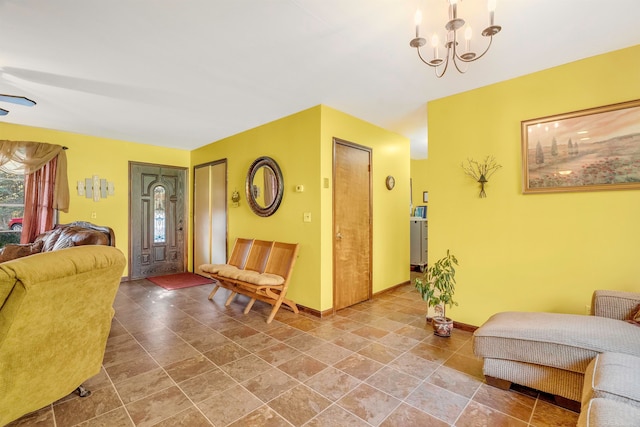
432,316,453,337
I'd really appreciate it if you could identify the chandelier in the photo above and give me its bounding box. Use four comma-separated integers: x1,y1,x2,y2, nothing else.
409,0,501,78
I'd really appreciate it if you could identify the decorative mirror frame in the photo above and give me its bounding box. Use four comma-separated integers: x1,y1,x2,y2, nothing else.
245,156,284,217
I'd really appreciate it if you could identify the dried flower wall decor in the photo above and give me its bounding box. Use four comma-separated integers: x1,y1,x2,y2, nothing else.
461,156,502,197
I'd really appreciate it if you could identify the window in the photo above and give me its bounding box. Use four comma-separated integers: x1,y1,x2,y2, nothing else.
0,169,24,230
0,169,25,246
153,186,166,243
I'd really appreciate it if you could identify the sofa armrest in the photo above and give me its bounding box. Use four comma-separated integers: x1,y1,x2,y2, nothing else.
591,290,640,320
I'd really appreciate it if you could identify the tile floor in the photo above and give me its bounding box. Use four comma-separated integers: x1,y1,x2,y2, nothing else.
9,276,579,427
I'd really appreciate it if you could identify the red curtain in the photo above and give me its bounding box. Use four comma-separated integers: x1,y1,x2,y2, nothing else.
21,156,58,244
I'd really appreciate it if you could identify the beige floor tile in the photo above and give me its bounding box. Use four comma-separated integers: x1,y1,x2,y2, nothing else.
305,404,371,427
243,367,299,402
365,365,422,399
337,383,401,425
380,403,449,427
268,384,331,426
125,386,192,427
404,382,469,424
305,367,362,401
197,385,262,426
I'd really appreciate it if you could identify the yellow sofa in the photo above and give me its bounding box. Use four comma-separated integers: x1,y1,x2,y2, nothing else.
0,245,126,426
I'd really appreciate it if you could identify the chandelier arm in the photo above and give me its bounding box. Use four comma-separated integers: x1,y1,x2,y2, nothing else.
457,35,495,63
434,49,451,78
416,47,437,68
452,53,469,74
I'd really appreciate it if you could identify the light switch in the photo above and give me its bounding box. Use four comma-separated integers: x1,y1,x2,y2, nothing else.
303,212,311,222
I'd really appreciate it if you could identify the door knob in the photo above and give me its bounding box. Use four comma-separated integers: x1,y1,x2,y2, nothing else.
336,232,343,240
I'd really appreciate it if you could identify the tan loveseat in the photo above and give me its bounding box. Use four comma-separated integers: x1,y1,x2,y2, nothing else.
473,290,640,426
0,245,126,426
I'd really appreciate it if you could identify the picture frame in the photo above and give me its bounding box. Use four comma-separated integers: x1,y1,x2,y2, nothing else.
423,191,429,203
521,99,640,194
414,205,426,218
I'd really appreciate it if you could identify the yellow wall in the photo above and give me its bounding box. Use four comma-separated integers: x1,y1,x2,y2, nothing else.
0,123,191,275
320,106,410,309
192,105,410,312
414,44,640,326
191,106,323,309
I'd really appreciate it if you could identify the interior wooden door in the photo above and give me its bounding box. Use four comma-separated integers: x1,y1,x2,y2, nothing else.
130,162,187,279
333,138,372,311
193,160,227,271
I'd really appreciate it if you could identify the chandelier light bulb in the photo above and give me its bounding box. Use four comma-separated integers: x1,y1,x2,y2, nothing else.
431,33,440,59
464,26,472,52
488,0,497,26
414,9,422,37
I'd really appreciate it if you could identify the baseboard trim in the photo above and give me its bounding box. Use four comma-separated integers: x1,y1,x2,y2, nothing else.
296,304,333,319
372,280,412,296
296,280,413,319
453,320,478,333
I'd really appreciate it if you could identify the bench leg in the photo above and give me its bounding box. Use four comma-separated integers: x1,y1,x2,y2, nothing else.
282,298,299,314
266,300,285,324
225,292,237,307
244,298,257,314
208,284,220,300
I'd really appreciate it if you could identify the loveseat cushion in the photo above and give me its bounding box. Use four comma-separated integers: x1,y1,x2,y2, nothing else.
577,398,640,427
474,312,640,374
582,352,640,409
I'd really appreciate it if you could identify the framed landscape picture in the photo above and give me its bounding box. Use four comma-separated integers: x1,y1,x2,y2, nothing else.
521,99,640,194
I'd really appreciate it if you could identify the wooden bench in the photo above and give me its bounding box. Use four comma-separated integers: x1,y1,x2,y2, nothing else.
199,238,299,323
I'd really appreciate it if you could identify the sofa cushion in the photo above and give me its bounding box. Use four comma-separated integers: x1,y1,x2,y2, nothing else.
577,398,640,427
474,312,640,373
582,352,640,409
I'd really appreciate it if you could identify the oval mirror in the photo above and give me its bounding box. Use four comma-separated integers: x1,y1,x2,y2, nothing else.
245,156,284,217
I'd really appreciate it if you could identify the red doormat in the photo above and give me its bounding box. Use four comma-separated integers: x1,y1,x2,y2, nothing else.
148,272,214,290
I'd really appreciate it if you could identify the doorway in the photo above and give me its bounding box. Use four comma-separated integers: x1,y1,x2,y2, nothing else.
333,138,372,311
129,162,187,279
193,160,227,271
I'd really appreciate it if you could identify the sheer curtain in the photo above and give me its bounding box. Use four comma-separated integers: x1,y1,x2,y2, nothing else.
0,141,69,243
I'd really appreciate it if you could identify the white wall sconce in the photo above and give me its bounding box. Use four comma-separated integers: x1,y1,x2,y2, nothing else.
78,175,115,202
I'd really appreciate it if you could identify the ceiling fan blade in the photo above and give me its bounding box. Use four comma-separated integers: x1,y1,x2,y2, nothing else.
0,108,8,116
0,94,36,106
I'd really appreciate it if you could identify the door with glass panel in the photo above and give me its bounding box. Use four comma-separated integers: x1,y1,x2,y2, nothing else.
130,162,187,279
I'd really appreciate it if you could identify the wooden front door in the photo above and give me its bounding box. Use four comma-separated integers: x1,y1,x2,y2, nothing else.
333,138,372,311
130,162,187,279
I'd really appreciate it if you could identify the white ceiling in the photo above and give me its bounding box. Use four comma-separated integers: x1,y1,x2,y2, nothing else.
1,1,639,159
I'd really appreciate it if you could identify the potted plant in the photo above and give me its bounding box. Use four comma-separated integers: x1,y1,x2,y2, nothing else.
414,250,459,337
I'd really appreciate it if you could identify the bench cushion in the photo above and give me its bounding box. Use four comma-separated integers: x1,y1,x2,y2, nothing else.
234,270,285,286
474,312,640,373
582,352,640,409
200,263,238,275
